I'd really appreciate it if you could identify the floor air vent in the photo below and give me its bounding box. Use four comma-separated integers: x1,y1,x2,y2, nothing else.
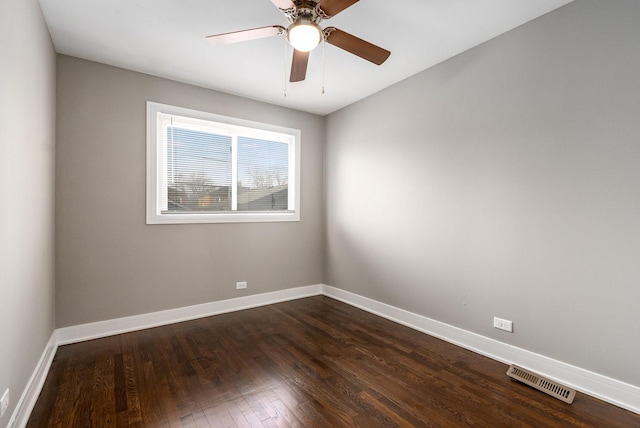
506,364,576,404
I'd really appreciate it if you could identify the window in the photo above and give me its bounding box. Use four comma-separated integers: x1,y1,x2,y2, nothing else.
147,102,300,224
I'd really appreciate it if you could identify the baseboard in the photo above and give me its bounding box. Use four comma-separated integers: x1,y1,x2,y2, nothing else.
321,284,640,415
10,285,322,427
11,283,639,427
9,333,58,428
56,284,324,345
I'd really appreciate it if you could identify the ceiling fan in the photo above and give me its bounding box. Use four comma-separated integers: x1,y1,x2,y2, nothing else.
205,0,391,83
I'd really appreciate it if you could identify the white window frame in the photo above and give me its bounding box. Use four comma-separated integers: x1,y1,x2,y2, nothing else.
146,102,301,224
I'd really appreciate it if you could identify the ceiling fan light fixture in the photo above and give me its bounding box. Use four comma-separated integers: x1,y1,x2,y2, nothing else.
287,19,322,52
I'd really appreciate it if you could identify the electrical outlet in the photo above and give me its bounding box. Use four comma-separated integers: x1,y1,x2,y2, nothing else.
493,317,513,333
1,389,9,419
235,281,247,290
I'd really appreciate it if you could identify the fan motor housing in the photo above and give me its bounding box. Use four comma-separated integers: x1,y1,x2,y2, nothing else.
284,1,327,24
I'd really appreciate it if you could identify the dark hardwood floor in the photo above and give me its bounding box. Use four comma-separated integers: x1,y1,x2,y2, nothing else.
28,296,639,427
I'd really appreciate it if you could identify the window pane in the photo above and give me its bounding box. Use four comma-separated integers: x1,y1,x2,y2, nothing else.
237,137,289,211
167,127,232,211
148,102,300,224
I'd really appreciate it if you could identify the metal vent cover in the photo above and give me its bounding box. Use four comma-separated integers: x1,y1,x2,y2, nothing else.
507,364,576,404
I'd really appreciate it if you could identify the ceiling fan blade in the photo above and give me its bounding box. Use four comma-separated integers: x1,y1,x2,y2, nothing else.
206,26,285,46
325,28,390,65
319,0,359,17
290,50,310,82
270,0,295,10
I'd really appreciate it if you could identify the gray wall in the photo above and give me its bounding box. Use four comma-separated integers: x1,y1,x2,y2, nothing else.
0,0,56,426
56,56,324,327
325,0,640,387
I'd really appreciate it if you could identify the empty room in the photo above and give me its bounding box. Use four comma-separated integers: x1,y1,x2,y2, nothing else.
2,0,639,426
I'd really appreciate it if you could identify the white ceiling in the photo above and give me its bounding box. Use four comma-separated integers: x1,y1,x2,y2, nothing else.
39,0,574,116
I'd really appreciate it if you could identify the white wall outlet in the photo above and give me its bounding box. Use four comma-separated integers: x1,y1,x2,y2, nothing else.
235,281,247,290
1,389,9,418
493,317,513,333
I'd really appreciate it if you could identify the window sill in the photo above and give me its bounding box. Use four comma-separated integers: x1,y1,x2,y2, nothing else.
146,211,300,225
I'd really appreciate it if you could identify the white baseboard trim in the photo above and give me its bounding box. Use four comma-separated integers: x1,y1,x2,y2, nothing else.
56,284,324,345
9,333,58,428
11,283,639,427
321,284,640,415
10,284,323,427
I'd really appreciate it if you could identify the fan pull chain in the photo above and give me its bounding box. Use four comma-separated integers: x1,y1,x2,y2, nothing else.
321,36,326,95
284,37,288,98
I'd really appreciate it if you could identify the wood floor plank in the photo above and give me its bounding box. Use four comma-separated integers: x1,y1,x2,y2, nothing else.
27,296,640,427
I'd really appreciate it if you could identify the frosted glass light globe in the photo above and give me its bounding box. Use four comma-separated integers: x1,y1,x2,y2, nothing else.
287,20,322,52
